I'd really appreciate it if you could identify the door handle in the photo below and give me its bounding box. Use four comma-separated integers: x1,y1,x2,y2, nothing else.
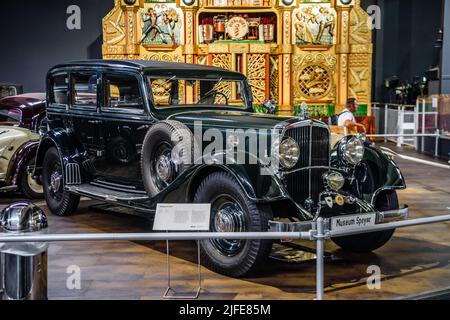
88,120,101,124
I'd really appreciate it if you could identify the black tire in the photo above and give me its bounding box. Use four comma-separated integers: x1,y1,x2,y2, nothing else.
332,191,399,253
194,172,273,277
141,120,198,196
42,147,80,216
19,157,43,199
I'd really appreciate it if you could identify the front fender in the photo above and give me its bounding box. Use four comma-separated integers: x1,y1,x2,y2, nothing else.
363,146,407,205
185,150,288,203
34,129,87,180
6,141,39,186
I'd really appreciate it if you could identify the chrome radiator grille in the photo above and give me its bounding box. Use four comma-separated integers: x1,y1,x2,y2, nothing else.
284,124,330,206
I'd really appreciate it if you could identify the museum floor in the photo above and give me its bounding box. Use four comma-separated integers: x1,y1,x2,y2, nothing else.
1,143,449,300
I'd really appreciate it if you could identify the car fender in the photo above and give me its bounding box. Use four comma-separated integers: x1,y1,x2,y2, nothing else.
34,129,87,182
6,140,39,186
186,151,288,202
363,146,406,205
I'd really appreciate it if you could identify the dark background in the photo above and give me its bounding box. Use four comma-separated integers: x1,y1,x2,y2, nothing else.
0,0,443,102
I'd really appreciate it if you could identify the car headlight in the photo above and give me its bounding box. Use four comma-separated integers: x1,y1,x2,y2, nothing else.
323,171,345,191
339,136,365,166
279,137,300,169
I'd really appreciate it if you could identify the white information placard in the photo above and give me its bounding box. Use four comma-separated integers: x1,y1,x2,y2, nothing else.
153,203,211,231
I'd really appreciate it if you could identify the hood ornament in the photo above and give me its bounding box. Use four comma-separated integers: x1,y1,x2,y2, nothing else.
298,102,309,120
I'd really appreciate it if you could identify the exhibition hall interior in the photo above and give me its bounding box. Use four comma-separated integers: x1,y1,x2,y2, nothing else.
0,0,450,303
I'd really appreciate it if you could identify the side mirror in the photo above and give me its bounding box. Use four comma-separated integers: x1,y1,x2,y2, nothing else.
262,99,277,114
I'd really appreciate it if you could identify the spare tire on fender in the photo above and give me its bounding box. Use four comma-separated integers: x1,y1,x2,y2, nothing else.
141,120,199,196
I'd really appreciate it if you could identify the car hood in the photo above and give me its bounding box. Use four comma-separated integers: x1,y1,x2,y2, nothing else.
165,109,311,130
0,126,39,150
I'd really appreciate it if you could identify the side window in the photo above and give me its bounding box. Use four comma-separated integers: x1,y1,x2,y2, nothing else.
50,73,69,105
103,73,143,111
71,72,98,107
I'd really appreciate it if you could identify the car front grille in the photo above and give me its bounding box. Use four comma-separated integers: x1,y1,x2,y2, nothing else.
284,124,330,207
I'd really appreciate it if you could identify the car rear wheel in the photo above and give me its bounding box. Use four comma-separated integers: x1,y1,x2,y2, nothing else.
194,172,273,277
332,191,398,253
20,157,43,199
42,147,80,216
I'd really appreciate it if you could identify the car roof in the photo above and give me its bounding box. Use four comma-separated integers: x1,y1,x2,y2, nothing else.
0,82,22,87
0,93,46,110
49,60,245,79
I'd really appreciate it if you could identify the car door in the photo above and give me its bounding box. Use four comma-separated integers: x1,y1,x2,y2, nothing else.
93,71,151,187
69,70,105,157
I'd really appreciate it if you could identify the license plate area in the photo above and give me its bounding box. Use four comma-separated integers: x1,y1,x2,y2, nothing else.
330,213,377,232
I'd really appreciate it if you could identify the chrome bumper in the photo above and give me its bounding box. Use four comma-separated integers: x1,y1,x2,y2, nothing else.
269,206,409,233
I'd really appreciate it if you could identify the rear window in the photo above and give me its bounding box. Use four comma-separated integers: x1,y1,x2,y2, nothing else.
50,73,69,105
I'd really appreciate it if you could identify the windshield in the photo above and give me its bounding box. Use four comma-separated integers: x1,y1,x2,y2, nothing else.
0,108,22,125
147,76,248,109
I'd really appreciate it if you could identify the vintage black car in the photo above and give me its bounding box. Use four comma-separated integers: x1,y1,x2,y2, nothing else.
35,60,408,277
1,93,46,198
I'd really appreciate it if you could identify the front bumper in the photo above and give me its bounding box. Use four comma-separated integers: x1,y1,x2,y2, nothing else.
269,206,409,232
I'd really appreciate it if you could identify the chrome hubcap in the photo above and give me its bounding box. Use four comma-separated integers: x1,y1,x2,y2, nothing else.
215,204,243,233
156,154,172,182
50,171,62,192
211,197,247,257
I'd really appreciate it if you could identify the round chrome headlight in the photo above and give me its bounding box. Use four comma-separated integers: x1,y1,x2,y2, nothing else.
279,137,300,169
323,171,345,191
339,136,365,166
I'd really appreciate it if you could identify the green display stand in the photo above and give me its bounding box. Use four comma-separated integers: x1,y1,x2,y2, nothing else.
355,104,368,116
253,104,279,114
294,104,335,117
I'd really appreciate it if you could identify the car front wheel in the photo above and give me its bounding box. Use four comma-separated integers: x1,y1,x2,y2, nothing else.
42,147,80,216
332,191,398,253
194,171,273,277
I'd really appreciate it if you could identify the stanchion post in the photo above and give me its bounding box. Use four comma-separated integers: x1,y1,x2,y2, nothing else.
316,217,325,300
414,100,419,149
422,99,426,153
384,104,388,143
397,106,403,147
435,129,440,158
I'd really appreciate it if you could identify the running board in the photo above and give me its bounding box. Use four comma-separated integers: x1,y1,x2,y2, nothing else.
66,183,149,202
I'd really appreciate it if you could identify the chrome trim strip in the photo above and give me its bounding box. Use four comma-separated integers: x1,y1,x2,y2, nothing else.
93,179,139,190
90,182,147,195
284,166,346,175
66,186,148,202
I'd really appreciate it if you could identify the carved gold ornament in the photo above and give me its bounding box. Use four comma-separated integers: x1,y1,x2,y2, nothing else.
247,54,267,104
297,64,332,100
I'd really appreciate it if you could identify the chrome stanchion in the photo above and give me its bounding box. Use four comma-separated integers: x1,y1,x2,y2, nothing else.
163,238,202,300
0,202,48,300
0,253,4,296
314,217,326,301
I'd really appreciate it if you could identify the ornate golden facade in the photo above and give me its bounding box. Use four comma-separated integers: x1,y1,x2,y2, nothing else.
102,0,372,115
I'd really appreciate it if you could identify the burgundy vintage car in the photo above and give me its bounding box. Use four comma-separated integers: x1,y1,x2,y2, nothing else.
0,93,46,198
